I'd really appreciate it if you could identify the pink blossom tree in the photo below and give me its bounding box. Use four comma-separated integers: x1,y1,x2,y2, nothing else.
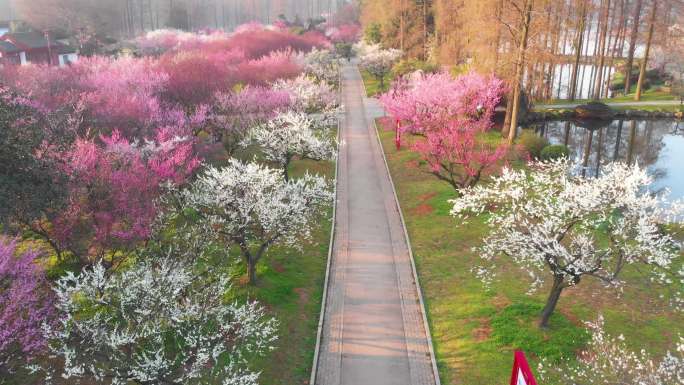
0,56,208,139
227,27,329,59
0,237,54,376
381,71,509,190
236,50,302,86
158,49,243,107
380,72,505,136
76,56,173,137
211,86,292,154
328,24,361,44
412,125,509,191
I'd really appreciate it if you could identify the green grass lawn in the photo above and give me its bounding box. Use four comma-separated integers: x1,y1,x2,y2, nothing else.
360,69,391,97
375,121,684,385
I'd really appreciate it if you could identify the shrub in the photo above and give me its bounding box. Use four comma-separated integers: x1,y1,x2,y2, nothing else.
335,42,353,60
391,58,440,79
518,130,548,159
540,144,570,161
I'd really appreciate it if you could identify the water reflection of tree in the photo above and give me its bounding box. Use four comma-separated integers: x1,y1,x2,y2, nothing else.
535,119,679,186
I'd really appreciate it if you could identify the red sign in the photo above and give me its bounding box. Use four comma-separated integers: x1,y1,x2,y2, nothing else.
510,351,538,385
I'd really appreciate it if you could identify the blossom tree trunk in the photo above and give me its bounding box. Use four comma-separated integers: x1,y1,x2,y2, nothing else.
540,275,567,328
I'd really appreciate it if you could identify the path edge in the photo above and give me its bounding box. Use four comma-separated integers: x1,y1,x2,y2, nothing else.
308,69,342,385
372,118,442,385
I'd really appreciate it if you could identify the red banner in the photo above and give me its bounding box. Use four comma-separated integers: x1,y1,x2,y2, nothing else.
510,351,538,385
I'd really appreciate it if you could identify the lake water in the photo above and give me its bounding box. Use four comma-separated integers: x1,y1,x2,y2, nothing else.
546,63,616,100
528,119,684,200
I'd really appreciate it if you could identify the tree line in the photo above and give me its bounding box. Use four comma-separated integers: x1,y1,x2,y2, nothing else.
11,0,350,37
360,0,684,141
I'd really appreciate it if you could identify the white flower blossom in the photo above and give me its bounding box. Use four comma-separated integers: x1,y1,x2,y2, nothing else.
242,111,337,179
272,75,341,124
538,315,684,385
40,255,277,385
357,44,402,86
299,48,340,87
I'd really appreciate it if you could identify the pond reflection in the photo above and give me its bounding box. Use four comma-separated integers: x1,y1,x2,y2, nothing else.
529,119,684,200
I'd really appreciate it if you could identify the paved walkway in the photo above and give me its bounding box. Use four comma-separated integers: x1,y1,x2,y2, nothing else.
313,64,437,385
536,100,682,109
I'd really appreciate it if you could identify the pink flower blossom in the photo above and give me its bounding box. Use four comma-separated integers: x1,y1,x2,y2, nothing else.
0,237,55,370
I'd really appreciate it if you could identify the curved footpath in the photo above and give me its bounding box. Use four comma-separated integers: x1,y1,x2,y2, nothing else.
312,63,438,385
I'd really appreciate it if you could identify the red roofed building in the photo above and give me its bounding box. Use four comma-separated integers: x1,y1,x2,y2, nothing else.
0,31,78,66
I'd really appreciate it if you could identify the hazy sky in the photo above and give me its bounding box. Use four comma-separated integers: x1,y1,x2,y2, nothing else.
0,0,13,20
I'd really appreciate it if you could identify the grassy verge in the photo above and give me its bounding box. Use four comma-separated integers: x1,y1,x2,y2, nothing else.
375,120,683,385
611,104,684,112
360,69,390,97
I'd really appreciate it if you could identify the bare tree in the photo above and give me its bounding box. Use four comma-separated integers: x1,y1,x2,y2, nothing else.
569,0,589,100
592,0,611,100
507,0,533,143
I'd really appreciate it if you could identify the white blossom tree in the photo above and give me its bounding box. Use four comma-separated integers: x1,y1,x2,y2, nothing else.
38,255,277,385
358,44,402,89
186,159,333,284
242,111,337,181
272,75,340,126
538,315,684,385
451,160,683,328
300,48,340,87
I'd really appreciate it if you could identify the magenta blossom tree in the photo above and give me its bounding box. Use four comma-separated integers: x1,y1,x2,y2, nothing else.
0,237,54,376
42,128,200,263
